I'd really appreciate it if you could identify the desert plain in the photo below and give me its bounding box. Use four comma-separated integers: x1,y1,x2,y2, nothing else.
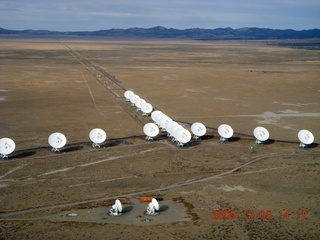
0,37,319,239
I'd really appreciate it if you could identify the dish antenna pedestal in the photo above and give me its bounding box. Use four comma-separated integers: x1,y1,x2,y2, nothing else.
145,198,160,216
109,199,123,216
92,143,100,148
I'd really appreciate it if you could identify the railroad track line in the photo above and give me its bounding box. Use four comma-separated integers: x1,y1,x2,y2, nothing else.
62,42,148,126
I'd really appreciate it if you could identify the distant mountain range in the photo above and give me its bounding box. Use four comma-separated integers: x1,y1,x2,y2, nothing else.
1,26,320,40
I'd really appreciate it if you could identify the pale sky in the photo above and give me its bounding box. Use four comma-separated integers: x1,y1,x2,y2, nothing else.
0,0,319,31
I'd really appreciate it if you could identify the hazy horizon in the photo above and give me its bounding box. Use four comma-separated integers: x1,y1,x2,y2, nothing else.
0,0,319,32
1,25,320,32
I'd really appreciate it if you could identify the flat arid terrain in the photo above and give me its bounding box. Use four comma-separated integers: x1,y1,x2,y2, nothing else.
0,37,319,239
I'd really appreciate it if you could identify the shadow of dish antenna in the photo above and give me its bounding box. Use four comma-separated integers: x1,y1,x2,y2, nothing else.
218,124,234,142
0,138,16,159
89,128,107,148
298,129,314,148
191,122,206,140
146,198,160,216
48,132,67,152
143,123,160,141
109,199,123,216
253,126,269,145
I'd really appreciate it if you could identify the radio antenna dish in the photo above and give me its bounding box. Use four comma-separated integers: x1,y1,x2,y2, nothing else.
109,199,123,216
133,95,141,110
191,122,206,140
154,112,165,126
166,121,178,138
218,124,234,142
253,126,269,144
165,120,177,137
129,94,137,106
159,116,172,132
124,90,134,101
146,198,160,215
143,123,160,140
136,98,146,112
171,124,184,142
0,138,15,159
89,128,107,148
141,102,153,116
176,128,192,147
151,110,163,122
298,129,314,148
48,132,67,152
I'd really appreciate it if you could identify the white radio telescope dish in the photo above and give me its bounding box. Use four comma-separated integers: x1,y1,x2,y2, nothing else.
253,126,269,144
124,90,134,101
141,102,153,116
191,122,206,139
133,95,141,109
218,124,234,142
136,98,146,112
151,110,163,122
298,129,314,148
165,120,177,137
155,113,166,126
137,98,146,108
146,198,160,215
176,128,192,147
129,94,137,105
159,116,172,131
171,125,184,142
109,199,123,216
143,123,160,140
89,128,107,148
48,132,67,152
167,121,179,138
0,138,15,159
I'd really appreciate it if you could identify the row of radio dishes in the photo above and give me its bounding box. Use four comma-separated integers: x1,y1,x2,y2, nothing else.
217,125,315,147
126,90,315,148
109,198,160,216
143,118,315,148
145,110,200,147
218,125,269,144
49,128,107,152
0,128,315,159
124,90,153,115
0,128,107,158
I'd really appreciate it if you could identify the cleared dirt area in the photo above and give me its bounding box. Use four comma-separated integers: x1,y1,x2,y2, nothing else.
0,37,319,239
